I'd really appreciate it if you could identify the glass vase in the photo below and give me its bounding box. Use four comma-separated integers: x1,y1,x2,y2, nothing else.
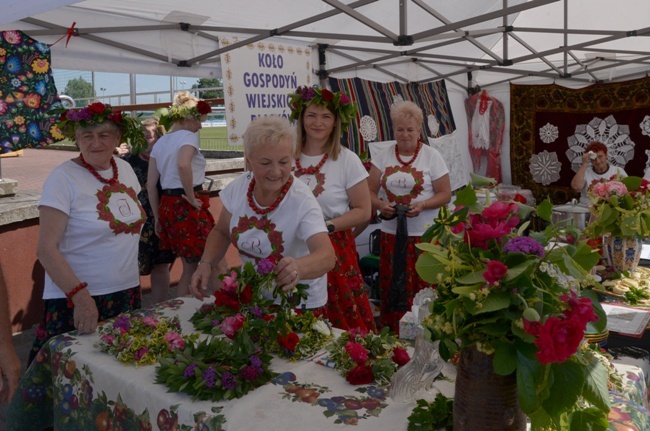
453,345,526,431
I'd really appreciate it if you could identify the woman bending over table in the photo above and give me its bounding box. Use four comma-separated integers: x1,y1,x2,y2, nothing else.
191,116,335,312
30,102,146,365
289,85,376,332
368,100,451,332
148,92,219,298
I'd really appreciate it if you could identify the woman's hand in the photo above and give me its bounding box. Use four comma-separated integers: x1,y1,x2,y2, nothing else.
183,194,203,211
190,262,213,300
406,201,425,217
379,201,397,220
275,257,301,292
73,291,99,334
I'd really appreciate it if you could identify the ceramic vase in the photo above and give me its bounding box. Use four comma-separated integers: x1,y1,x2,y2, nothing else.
603,236,643,274
453,345,526,431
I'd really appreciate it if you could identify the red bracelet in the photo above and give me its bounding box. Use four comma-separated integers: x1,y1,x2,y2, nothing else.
66,282,88,308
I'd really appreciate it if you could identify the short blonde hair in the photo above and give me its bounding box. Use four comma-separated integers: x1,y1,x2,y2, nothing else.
141,118,166,139
243,116,296,157
390,100,424,127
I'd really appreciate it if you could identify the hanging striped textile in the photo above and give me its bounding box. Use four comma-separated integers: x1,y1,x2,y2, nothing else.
329,77,456,154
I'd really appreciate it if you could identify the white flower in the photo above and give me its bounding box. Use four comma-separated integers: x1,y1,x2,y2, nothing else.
312,319,331,336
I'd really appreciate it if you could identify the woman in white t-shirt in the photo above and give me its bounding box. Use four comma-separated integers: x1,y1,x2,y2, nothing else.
368,100,452,332
571,141,628,206
148,92,220,299
31,102,147,364
289,85,376,332
190,116,335,312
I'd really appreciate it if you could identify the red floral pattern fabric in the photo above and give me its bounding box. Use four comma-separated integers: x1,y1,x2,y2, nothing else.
378,232,432,333
158,193,214,260
324,229,377,332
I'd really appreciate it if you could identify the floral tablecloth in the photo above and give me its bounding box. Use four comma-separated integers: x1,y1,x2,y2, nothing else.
7,297,650,431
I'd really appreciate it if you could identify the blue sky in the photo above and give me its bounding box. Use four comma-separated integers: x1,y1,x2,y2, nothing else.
53,69,200,105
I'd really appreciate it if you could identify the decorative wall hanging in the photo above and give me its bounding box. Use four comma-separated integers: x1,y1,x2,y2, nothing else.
465,90,505,184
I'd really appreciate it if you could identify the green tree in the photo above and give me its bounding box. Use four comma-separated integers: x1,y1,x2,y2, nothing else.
192,78,223,99
63,76,94,107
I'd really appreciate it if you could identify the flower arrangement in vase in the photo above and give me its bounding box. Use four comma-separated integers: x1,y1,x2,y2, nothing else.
416,182,611,430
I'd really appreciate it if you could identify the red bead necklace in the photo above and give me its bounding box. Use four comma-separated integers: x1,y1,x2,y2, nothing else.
395,139,423,167
295,153,328,175
247,175,294,216
79,154,118,184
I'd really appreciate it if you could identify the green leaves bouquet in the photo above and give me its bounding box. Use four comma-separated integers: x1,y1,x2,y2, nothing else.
416,185,611,430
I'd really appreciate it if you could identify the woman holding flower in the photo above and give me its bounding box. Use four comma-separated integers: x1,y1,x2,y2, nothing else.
368,100,451,332
571,141,627,205
148,92,221,299
289,85,376,332
31,102,146,364
191,116,336,312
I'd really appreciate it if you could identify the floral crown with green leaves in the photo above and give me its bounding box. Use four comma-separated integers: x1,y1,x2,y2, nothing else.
156,100,212,131
288,85,357,128
53,102,147,155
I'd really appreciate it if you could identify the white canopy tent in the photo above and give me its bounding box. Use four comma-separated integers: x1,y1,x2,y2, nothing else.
1,0,649,183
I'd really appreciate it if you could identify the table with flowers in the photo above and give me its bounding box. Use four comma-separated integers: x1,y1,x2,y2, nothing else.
6,295,650,431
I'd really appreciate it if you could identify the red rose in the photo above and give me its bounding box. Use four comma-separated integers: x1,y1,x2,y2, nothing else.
321,88,333,101
87,102,106,115
239,284,253,304
278,332,300,351
346,365,374,385
214,290,240,311
196,101,212,115
533,316,584,364
561,293,597,328
483,260,508,285
391,347,410,366
344,341,369,365
513,193,527,204
108,110,123,124
262,314,276,322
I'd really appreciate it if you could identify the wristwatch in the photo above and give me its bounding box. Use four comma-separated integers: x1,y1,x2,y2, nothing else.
326,221,335,233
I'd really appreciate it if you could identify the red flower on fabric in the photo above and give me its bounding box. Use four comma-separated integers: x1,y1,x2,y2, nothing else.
278,332,300,351
346,364,374,385
391,347,411,366
532,316,584,364
483,260,508,285
321,88,334,101
197,100,212,115
87,102,106,115
344,341,369,364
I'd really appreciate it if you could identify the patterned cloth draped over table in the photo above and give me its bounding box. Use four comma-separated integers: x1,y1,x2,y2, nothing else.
0,30,61,153
328,77,456,155
8,298,650,431
510,76,650,205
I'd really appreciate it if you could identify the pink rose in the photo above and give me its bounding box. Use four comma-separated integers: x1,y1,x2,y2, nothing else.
481,201,518,219
483,260,508,285
591,182,608,198
164,332,185,351
604,181,627,197
221,270,239,292
221,314,245,339
141,316,159,327
344,341,369,364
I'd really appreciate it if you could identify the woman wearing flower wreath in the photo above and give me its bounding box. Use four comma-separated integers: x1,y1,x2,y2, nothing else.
289,85,376,332
30,102,147,365
125,119,178,304
148,92,223,299
368,100,451,332
191,116,336,313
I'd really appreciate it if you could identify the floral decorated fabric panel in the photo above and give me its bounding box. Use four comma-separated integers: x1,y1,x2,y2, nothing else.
510,76,650,204
0,30,62,153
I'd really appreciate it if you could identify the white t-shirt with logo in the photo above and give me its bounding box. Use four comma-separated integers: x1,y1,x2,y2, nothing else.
150,129,206,189
372,142,449,236
220,173,328,309
39,157,145,299
294,147,368,220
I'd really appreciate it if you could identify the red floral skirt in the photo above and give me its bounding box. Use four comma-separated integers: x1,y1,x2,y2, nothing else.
379,232,432,333
324,229,377,333
158,193,215,261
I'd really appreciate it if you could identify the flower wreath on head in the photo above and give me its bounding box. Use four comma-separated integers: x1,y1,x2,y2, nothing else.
288,85,357,129
156,100,212,131
52,102,148,155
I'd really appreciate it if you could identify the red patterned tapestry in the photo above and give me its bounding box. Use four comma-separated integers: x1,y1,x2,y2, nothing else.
510,77,650,204
328,77,456,155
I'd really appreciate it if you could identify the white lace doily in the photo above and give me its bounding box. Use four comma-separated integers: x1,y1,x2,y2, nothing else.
359,115,377,142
